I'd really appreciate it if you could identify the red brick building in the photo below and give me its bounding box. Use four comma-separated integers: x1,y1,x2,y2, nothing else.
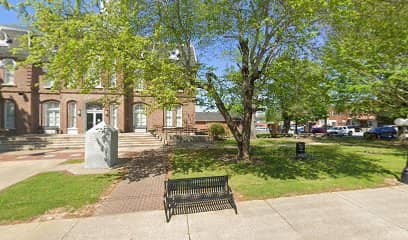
0,26,195,134
315,108,377,128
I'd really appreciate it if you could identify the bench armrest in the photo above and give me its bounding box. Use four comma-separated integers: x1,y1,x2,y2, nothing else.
227,185,233,194
164,180,168,198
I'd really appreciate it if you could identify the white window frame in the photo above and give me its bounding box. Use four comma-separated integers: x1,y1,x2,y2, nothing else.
110,104,118,129
67,102,77,128
165,108,173,127
1,59,16,85
135,78,144,91
43,101,60,128
3,100,15,129
134,69,144,91
43,78,54,89
133,103,147,129
111,60,117,87
176,105,182,127
87,64,102,89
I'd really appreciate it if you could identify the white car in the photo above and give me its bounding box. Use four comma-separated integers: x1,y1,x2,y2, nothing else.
327,126,355,136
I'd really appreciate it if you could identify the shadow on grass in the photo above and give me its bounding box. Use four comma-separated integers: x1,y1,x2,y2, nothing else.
171,145,398,181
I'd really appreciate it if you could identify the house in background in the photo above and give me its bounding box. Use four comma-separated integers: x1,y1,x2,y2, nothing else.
195,112,227,131
315,108,378,128
194,112,242,135
0,25,196,134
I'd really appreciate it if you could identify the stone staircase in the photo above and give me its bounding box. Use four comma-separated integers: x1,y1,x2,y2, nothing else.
0,132,163,152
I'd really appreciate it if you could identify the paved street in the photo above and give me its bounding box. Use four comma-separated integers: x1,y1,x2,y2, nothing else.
2,185,408,240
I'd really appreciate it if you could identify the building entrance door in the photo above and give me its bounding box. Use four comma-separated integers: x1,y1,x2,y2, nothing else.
133,103,147,133
86,104,104,130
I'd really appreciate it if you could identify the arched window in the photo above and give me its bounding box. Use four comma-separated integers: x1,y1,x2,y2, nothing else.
67,101,77,128
133,103,147,131
43,101,60,128
3,100,15,129
0,58,16,85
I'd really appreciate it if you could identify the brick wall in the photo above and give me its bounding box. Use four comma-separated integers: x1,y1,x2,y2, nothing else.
1,63,196,134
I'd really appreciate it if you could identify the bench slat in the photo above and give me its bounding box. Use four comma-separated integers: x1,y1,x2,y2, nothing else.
164,175,237,222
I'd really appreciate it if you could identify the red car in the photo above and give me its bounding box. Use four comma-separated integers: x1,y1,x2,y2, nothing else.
311,127,327,134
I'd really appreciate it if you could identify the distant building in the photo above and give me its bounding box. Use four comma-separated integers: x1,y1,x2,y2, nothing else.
195,112,227,131
195,112,241,132
316,108,377,128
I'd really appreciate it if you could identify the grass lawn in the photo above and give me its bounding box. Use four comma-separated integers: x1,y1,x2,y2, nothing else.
0,171,117,224
171,138,407,200
60,159,84,165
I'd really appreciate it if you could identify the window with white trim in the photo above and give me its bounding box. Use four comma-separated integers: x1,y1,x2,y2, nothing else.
111,60,117,87
135,79,144,91
133,103,147,129
1,59,16,85
43,101,60,128
134,69,144,91
176,105,182,127
110,104,118,128
3,100,15,129
42,67,54,88
67,102,77,128
165,109,173,127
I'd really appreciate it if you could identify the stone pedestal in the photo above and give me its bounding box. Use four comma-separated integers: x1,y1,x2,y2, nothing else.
85,121,118,168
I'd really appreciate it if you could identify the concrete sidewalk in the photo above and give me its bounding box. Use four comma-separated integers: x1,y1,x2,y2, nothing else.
2,185,408,240
0,159,66,191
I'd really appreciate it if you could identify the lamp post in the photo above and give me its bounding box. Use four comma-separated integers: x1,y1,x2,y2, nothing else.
394,118,408,183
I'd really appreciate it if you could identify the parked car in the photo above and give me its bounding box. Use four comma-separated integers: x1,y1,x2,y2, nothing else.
347,125,362,132
288,126,305,134
255,127,269,132
311,127,327,134
363,127,397,139
327,126,355,136
382,125,398,132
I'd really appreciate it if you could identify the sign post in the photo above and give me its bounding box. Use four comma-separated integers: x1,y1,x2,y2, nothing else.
394,118,408,184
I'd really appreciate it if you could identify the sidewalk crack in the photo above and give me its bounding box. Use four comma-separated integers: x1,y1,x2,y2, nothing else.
264,200,304,239
61,220,79,240
186,214,192,240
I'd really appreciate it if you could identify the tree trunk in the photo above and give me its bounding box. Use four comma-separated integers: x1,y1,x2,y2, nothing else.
295,119,298,134
251,114,257,139
238,38,253,162
204,37,255,162
282,111,291,133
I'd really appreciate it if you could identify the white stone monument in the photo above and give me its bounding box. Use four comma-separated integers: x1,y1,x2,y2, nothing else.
85,121,118,168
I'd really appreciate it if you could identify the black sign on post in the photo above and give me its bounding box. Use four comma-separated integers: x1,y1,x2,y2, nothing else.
296,142,306,159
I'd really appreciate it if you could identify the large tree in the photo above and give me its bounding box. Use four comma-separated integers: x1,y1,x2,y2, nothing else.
4,0,192,109
323,0,408,118
264,54,330,133
157,0,342,161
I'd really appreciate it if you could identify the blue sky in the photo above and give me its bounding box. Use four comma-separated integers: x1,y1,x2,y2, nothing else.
0,4,20,25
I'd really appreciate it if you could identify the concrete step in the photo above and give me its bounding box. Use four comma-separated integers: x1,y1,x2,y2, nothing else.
0,133,163,152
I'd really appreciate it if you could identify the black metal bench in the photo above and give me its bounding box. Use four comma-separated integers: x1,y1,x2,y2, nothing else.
164,175,237,222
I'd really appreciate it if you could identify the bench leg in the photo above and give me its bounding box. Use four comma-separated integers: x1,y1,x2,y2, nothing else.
163,200,171,222
229,197,238,214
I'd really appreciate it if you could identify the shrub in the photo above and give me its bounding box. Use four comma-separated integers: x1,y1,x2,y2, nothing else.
209,123,226,140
